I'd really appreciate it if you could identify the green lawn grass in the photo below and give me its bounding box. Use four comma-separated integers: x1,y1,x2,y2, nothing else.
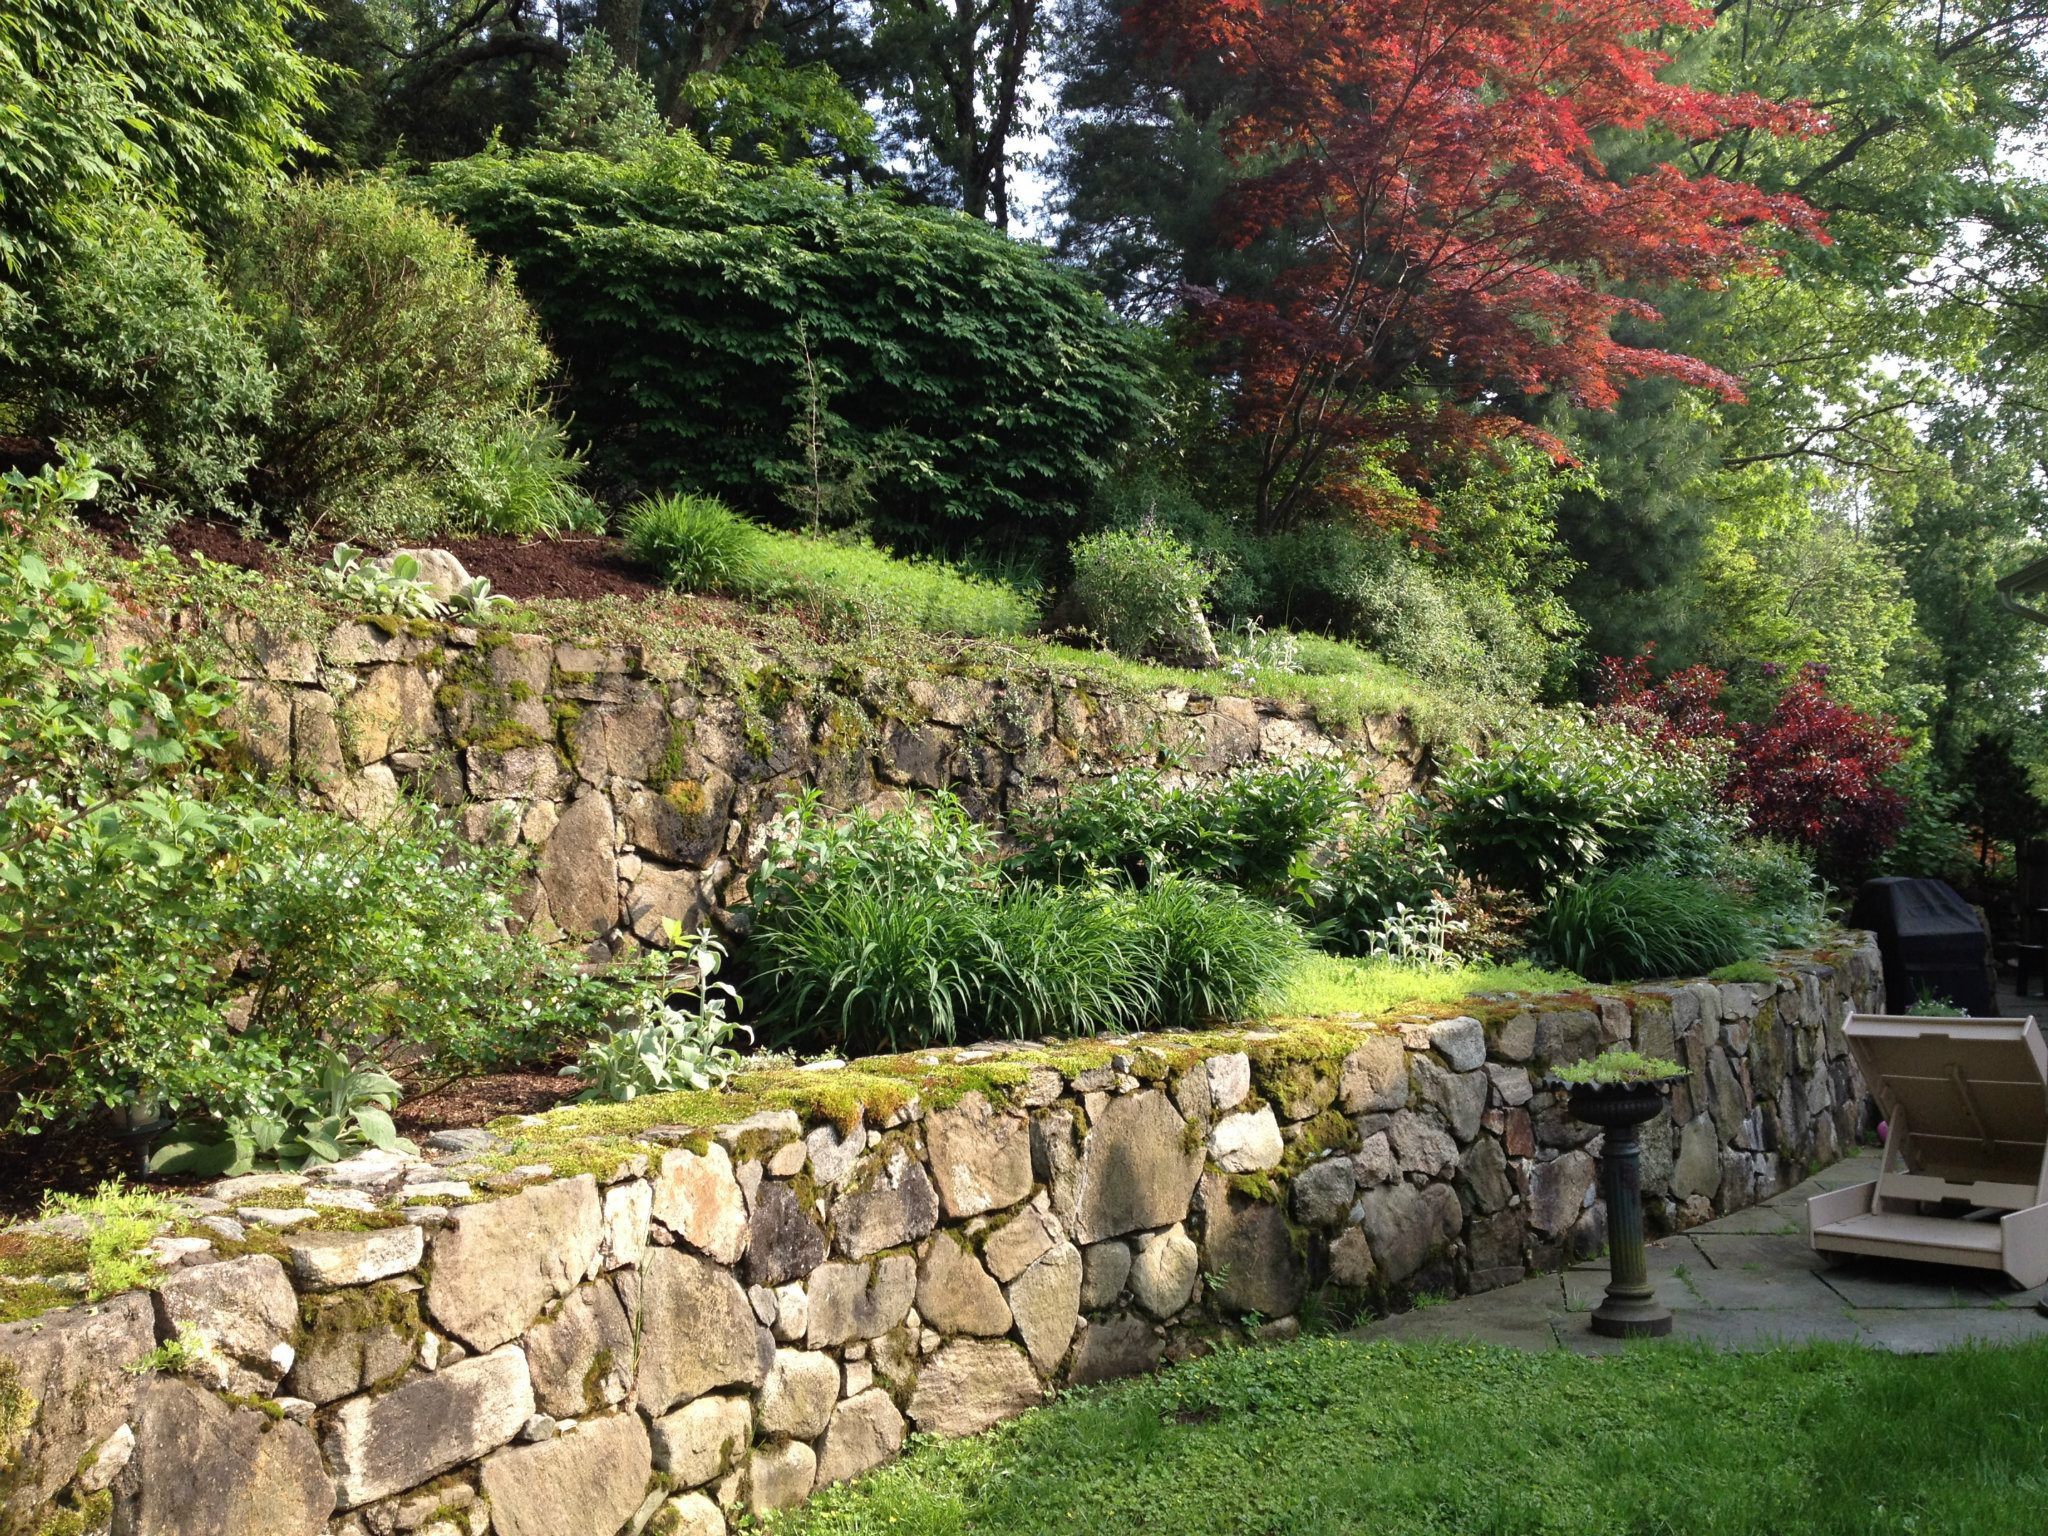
778,1337,2048,1535
1281,953,1583,1018
748,532,1042,638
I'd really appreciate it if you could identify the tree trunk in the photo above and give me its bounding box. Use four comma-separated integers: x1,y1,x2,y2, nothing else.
595,0,640,71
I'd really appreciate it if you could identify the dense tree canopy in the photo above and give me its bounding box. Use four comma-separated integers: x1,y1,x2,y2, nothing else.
0,0,318,301
3,0,2043,841
421,144,1157,543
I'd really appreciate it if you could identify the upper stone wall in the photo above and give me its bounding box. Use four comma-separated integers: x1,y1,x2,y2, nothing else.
0,938,1883,1536
215,618,1421,954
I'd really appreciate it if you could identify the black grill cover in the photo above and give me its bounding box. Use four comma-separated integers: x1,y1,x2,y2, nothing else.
1849,877,1994,1017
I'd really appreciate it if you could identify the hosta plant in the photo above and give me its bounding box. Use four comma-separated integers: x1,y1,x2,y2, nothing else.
149,1046,418,1175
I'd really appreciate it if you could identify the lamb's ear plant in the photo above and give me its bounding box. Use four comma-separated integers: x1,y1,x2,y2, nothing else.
561,925,749,1102
447,575,512,617
318,544,446,617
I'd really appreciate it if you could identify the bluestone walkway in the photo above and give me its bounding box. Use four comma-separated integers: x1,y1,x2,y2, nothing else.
1353,1150,2048,1354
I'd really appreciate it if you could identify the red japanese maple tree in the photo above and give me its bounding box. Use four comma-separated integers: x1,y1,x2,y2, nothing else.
1730,663,1908,867
1126,0,1828,530
1595,648,1732,751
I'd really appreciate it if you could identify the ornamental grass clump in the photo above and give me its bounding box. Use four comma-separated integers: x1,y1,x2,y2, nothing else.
624,491,764,591
1537,866,1757,983
744,792,1308,1054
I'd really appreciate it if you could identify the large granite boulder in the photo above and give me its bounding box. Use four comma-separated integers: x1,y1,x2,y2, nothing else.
1066,1092,1204,1244
633,1248,769,1416
114,1378,333,1536
322,1345,535,1508
427,1177,603,1352
805,1256,916,1349
0,1291,156,1521
923,1094,1034,1219
521,1278,636,1419
907,1340,1042,1438
153,1254,300,1394
815,1390,906,1487
479,1412,652,1536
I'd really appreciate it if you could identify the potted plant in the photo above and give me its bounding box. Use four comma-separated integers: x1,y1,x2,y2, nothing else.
1553,1049,1686,1338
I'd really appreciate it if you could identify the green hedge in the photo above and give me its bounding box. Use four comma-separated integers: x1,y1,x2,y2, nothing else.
418,146,1156,546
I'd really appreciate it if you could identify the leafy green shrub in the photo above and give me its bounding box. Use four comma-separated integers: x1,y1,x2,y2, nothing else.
625,493,764,591
1717,838,1831,948
755,790,996,904
1536,867,1758,982
0,206,272,511
0,0,317,302
222,176,556,540
1245,525,1565,700
1431,714,1720,895
746,532,1042,639
1010,759,1361,898
562,928,748,1102
1067,525,1210,659
1304,802,1458,952
419,146,1155,543
2,782,665,1132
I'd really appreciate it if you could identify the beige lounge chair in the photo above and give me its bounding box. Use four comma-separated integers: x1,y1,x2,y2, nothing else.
1808,1012,2048,1288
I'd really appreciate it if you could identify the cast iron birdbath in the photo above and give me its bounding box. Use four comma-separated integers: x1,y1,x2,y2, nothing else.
1558,1055,1686,1339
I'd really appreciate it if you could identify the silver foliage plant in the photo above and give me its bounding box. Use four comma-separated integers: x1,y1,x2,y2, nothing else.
562,924,750,1102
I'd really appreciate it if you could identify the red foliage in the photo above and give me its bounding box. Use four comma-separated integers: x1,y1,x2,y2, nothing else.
1728,664,1908,865
1126,0,1828,531
1594,647,1731,750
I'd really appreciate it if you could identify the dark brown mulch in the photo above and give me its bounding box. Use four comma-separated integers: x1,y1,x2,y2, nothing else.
78,509,666,604
0,1126,179,1218
391,1072,583,1136
437,533,666,602
82,507,288,573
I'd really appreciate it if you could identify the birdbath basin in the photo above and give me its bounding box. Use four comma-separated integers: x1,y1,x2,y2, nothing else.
1562,1062,1685,1339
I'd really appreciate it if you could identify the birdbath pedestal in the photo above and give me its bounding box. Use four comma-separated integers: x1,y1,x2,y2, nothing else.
1568,1078,1682,1339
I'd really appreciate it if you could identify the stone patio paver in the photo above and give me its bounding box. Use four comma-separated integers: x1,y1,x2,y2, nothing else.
1352,1150,2048,1355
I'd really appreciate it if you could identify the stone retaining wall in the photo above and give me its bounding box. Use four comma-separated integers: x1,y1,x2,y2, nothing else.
212,618,1420,953
0,939,1882,1536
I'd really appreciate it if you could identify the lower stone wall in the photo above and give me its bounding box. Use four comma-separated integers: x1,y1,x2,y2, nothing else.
0,939,1882,1536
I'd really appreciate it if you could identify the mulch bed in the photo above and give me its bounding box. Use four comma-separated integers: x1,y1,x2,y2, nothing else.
391,1072,583,1136
80,509,666,604
0,1125,170,1217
